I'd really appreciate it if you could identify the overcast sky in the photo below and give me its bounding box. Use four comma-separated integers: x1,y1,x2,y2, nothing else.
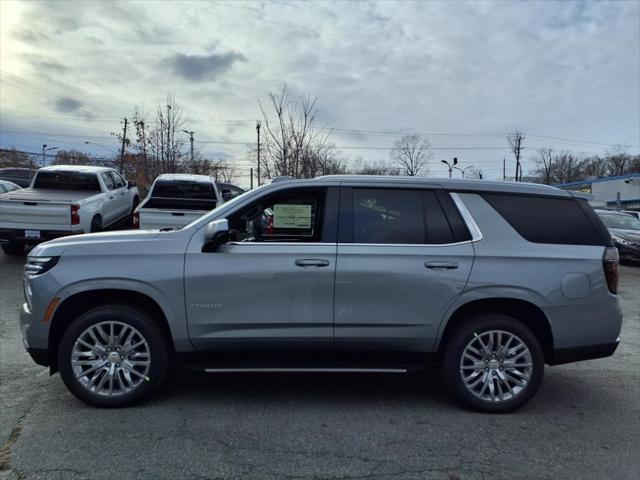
1,0,639,185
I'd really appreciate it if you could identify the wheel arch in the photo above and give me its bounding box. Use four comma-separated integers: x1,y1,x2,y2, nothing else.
48,289,175,373
436,298,554,363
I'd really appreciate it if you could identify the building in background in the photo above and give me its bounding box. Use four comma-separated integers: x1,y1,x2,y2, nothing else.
556,174,640,211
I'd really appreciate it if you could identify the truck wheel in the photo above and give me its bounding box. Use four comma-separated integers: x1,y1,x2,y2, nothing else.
90,215,103,233
442,314,544,413
57,304,169,408
1,241,25,255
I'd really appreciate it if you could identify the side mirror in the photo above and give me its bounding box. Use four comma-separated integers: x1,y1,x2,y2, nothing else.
127,180,137,189
202,219,230,252
221,189,232,202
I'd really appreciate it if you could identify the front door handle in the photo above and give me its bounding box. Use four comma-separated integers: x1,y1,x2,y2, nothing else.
425,261,458,270
295,259,330,268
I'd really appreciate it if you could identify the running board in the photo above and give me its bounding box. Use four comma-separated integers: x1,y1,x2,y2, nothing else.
204,367,408,373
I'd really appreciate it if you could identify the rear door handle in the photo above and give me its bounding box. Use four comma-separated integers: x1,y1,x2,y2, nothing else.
295,259,330,268
425,261,458,270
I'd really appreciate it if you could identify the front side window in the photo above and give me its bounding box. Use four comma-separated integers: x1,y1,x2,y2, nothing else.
109,171,126,189
228,188,325,242
101,173,115,190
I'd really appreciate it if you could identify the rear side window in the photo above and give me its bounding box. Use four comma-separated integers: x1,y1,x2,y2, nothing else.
33,171,101,191
353,189,424,244
348,188,467,245
482,193,610,246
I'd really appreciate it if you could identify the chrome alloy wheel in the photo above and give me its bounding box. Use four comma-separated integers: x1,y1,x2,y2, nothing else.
459,330,533,403
71,321,151,396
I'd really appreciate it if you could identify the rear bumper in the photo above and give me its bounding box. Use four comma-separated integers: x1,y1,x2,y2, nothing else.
550,339,619,365
0,228,82,245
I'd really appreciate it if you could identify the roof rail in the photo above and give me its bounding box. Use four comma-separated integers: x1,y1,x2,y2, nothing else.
271,175,294,183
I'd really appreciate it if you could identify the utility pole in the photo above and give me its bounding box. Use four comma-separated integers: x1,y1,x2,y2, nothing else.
139,121,148,184
250,167,254,189
119,118,128,174
166,104,172,172
256,120,261,186
182,130,195,163
503,158,506,181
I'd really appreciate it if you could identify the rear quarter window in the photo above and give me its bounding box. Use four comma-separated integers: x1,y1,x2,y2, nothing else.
482,193,611,246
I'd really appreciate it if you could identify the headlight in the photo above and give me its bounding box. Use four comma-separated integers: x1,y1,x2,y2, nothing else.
611,235,633,246
24,256,59,276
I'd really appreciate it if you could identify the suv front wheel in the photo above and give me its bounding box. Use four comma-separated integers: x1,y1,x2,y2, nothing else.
58,304,169,407
443,314,544,413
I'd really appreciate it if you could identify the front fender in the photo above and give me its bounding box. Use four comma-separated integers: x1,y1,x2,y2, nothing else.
51,277,193,352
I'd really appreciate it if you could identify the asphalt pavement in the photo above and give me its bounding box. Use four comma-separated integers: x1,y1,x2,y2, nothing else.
1,251,638,480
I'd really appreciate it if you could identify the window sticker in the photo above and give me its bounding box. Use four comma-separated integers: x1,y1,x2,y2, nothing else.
273,204,312,229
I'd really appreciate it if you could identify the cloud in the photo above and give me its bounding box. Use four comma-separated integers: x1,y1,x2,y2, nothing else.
55,97,83,113
163,51,246,81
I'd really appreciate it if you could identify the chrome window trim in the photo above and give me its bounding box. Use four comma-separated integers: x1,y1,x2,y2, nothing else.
224,191,483,248
449,192,483,242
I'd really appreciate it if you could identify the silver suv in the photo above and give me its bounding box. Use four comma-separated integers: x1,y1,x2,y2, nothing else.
20,176,622,412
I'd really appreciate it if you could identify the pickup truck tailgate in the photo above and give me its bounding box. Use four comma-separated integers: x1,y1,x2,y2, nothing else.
0,199,71,229
139,208,207,230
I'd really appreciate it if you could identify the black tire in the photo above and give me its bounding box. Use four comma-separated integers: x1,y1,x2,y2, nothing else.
58,304,169,408
1,241,25,255
90,215,103,233
443,314,544,413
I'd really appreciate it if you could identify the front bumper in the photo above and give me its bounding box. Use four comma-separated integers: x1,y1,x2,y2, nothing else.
20,302,50,366
0,228,82,245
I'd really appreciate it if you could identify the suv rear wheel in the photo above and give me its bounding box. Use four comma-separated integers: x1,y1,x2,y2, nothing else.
58,304,169,407
443,314,544,413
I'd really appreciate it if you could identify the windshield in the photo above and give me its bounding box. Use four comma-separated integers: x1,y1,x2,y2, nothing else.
599,213,640,231
32,171,101,191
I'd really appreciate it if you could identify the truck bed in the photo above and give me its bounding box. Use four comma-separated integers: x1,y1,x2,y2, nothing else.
1,188,100,203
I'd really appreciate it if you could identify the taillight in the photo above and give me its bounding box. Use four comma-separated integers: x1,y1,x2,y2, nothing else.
70,204,80,225
603,246,619,294
132,210,139,229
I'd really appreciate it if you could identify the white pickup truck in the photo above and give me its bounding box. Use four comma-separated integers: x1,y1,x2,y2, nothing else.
0,165,139,254
134,174,223,230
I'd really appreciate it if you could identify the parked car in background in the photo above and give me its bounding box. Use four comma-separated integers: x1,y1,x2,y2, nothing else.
0,167,37,188
0,179,22,193
596,209,640,262
134,174,223,230
218,182,245,202
0,165,139,255
620,210,640,221
20,176,621,412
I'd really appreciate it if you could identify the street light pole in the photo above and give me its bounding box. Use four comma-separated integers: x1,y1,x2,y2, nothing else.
42,144,58,167
440,157,458,178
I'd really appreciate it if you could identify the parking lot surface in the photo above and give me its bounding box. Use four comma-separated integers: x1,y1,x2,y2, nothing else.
1,251,638,480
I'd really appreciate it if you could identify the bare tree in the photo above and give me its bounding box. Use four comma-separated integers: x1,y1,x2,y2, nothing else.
257,84,333,179
389,134,432,176
507,131,526,181
579,156,608,179
352,158,400,175
533,148,555,184
52,149,94,166
605,146,631,176
0,148,31,168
